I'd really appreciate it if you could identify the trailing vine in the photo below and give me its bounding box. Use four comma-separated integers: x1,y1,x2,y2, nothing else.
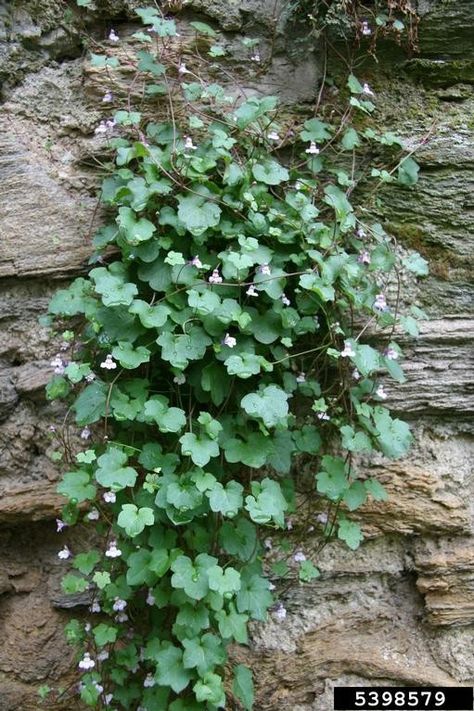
42,2,428,708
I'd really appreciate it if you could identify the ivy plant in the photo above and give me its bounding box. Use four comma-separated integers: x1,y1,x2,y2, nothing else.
44,3,427,709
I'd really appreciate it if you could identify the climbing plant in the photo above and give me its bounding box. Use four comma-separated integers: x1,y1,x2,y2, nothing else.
44,2,428,708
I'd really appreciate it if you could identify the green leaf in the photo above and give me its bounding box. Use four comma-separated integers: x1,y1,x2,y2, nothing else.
316,456,348,501
112,341,151,369
341,127,361,150
117,504,155,537
144,397,187,433
114,110,142,126
61,574,89,594
57,470,96,503
93,623,118,646
129,300,170,328
347,74,364,94
372,407,412,458
177,191,221,236
223,433,273,468
343,481,367,511
157,328,211,369
93,571,111,589
219,518,258,561
245,478,288,527
182,633,226,675
117,206,155,244
73,550,100,575
337,519,364,550
233,665,254,711
193,672,225,707
224,353,270,379
398,157,420,186
46,376,70,400
241,385,289,428
179,433,219,467
207,481,243,518
233,96,277,129
300,118,332,142
208,565,241,595
155,643,192,693
340,425,372,452
353,344,381,377
364,478,388,501
90,266,138,307
298,560,320,583
73,381,108,425
90,53,119,69
403,252,429,276
236,572,273,620
215,604,248,643
171,553,216,600
190,20,216,36
95,446,138,490
252,160,289,185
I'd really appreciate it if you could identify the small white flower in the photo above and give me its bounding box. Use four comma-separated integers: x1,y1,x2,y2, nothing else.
358,250,371,265
273,602,287,621
267,130,280,141
173,372,186,385
352,369,361,380
113,597,127,612
103,491,116,504
296,372,306,383
357,227,366,238
178,62,189,75
316,512,328,525
307,525,315,532
317,412,330,421
81,426,91,440
108,29,119,42
60,341,69,352
104,693,113,705
264,537,273,550
246,284,258,297
340,341,355,358
94,121,108,136
223,333,236,348
286,518,293,531
250,52,261,62
58,545,71,560
115,611,128,623
144,673,155,688
361,20,372,36
87,508,99,521
98,650,109,662
100,354,117,370
305,141,320,155
78,653,95,671
146,589,156,606
281,294,291,306
208,268,223,284
294,550,306,563
105,540,122,558
385,347,399,360
51,354,65,375
190,255,202,269
84,622,92,633
85,372,96,382
259,263,271,275
102,91,114,103
268,581,276,591
294,180,304,190
374,293,387,311
90,601,101,613
362,82,374,96
184,136,197,151
375,385,388,400
49,424,57,433
56,519,67,533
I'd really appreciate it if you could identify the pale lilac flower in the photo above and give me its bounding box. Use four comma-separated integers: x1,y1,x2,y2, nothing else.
85,372,96,383
103,491,116,504
78,653,95,671
173,372,186,385
374,293,387,311
362,82,374,96
84,622,91,633
376,385,388,400
98,650,109,662
113,597,127,612
294,550,306,563
267,130,280,141
90,601,101,613
58,545,72,560
51,354,65,375
357,227,366,238
178,62,189,75
95,119,116,136
105,540,122,558
190,255,202,268
250,52,261,62
49,425,57,433
87,508,99,521
246,284,258,297
358,250,371,265
94,682,104,694
317,412,330,421
56,519,67,533
281,294,291,306
307,525,315,532
223,333,236,348
105,693,113,705
184,136,197,151
340,341,355,358
273,602,287,621
316,512,328,525
108,29,119,42
60,341,69,352
268,581,276,591
385,347,398,360
361,20,372,36
102,91,114,103
115,611,128,623
144,674,155,688
352,369,361,380
208,268,223,284
259,263,271,275
81,426,91,440
264,537,273,550
286,519,293,531
146,589,156,606
296,372,306,383
305,141,320,155
100,354,117,370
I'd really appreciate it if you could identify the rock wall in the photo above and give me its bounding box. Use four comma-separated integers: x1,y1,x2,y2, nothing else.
0,1,472,709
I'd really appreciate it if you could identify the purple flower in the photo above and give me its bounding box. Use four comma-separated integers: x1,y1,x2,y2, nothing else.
208,269,223,284
375,384,388,400
85,372,96,382
113,597,127,612
90,601,101,613
81,426,91,440
190,255,202,269
50,354,65,375
259,263,271,276
358,250,371,265
103,491,116,503
273,602,287,621
102,91,114,103
108,29,119,42
316,512,328,525
87,508,99,521
374,293,387,311
384,347,398,360
105,540,122,558
361,20,372,36
146,589,156,606
294,550,306,563
56,519,67,533
178,62,189,75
